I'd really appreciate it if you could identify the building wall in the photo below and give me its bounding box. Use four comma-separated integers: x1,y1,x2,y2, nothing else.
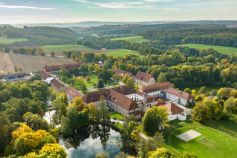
107,101,129,116
147,90,162,97
165,93,188,106
126,93,144,101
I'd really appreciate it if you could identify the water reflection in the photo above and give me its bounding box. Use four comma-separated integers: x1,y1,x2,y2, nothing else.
60,125,122,158
44,111,123,158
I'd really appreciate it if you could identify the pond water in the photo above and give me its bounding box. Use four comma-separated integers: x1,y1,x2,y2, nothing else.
60,129,122,158
44,111,123,158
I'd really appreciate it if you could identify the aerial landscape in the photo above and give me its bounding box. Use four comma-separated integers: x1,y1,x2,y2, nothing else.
0,0,237,158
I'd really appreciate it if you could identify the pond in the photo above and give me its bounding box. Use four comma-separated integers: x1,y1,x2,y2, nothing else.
60,129,122,158
44,111,123,158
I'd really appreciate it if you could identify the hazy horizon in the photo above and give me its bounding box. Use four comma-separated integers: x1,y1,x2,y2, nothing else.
0,0,236,24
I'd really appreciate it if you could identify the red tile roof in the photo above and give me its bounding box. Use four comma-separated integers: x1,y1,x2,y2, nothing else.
108,89,139,111
66,87,82,99
159,102,184,114
114,69,133,77
82,89,110,103
82,87,139,111
39,70,52,80
164,88,193,100
142,82,173,93
51,78,66,90
135,71,154,82
112,85,136,95
44,62,81,72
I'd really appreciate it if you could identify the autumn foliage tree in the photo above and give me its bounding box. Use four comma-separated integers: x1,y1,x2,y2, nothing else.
10,124,59,156
143,106,168,136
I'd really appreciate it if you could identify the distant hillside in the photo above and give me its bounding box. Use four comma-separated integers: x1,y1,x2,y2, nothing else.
0,25,77,47
12,20,237,28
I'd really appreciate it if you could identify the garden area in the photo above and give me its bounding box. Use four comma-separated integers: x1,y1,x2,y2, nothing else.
58,65,118,93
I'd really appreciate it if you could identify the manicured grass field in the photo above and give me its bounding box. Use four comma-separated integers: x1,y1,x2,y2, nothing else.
100,49,142,57
0,37,28,45
165,116,237,158
42,44,91,53
179,44,237,55
111,36,149,43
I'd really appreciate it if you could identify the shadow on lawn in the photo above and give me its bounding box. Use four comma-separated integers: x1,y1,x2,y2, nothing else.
203,117,237,137
164,120,195,152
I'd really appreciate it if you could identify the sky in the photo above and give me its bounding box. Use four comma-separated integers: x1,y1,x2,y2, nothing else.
0,0,236,24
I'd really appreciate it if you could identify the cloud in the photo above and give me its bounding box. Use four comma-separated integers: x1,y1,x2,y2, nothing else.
94,1,151,9
0,4,56,10
71,0,88,3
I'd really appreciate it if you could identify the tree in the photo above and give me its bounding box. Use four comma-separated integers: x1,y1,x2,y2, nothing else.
230,89,237,98
192,101,211,122
126,78,135,89
12,124,56,156
50,51,55,57
199,86,207,94
217,88,232,100
96,101,110,124
96,152,109,158
157,73,167,83
23,112,49,131
3,98,44,122
148,147,173,158
60,104,89,136
143,106,168,136
224,98,237,115
0,112,11,153
5,47,10,53
38,48,45,56
81,83,88,94
115,152,127,158
184,88,192,94
192,98,223,122
52,93,68,124
39,143,67,158
97,79,104,88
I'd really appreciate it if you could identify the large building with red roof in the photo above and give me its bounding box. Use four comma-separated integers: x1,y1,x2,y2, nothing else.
135,71,156,86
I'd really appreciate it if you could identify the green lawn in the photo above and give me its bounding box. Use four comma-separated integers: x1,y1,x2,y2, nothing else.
83,75,98,89
0,37,28,45
111,36,149,43
179,44,237,55
165,117,237,158
42,44,91,53
101,49,142,58
110,111,125,121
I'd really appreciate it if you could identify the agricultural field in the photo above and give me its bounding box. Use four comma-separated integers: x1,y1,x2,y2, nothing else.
41,44,92,55
98,49,142,57
179,44,237,55
165,116,237,158
0,53,15,74
0,52,75,74
111,36,149,43
0,37,28,45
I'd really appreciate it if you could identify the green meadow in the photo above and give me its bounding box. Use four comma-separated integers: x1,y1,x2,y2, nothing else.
165,116,237,158
179,44,237,55
111,36,149,43
0,37,28,45
42,44,91,53
100,49,142,57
